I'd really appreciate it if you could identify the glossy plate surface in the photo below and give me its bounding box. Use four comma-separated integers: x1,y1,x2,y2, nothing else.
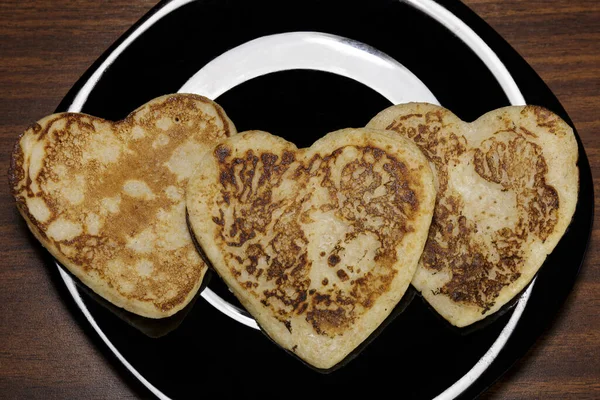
53,0,593,398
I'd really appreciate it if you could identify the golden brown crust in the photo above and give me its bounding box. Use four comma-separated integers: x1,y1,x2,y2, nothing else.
187,128,436,368
10,94,236,318
368,103,579,326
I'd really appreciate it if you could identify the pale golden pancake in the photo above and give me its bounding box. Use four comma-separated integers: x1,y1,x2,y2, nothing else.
10,94,236,318
367,103,578,327
187,128,435,368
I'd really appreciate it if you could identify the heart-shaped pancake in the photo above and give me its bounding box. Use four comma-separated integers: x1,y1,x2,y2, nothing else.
10,94,236,318
187,128,435,369
367,103,578,327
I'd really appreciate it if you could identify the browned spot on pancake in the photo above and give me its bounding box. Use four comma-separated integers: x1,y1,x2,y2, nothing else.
215,144,231,162
283,319,292,333
335,147,419,263
212,209,225,226
350,271,396,309
337,269,349,281
306,307,348,335
523,105,566,136
212,143,421,336
386,109,559,312
387,110,466,195
328,254,340,267
519,126,538,138
474,136,559,241
281,151,295,165
8,133,49,238
398,113,423,121
8,131,27,197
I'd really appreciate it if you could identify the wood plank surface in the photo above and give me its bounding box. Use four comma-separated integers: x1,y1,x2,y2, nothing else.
0,0,598,398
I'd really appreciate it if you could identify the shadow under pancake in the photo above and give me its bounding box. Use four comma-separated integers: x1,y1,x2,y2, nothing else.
56,261,208,338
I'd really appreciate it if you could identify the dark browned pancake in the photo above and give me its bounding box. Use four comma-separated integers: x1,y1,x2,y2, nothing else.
10,94,236,318
186,128,435,368
367,103,578,327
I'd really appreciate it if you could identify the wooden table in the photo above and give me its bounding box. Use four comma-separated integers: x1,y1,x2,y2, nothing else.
1,0,598,398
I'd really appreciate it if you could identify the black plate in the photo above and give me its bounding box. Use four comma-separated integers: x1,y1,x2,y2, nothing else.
51,0,593,399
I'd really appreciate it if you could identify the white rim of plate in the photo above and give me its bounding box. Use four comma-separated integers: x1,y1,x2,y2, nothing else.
58,1,531,399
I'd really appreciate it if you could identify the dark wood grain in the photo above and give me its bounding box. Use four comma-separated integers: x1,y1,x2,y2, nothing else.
0,0,598,398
